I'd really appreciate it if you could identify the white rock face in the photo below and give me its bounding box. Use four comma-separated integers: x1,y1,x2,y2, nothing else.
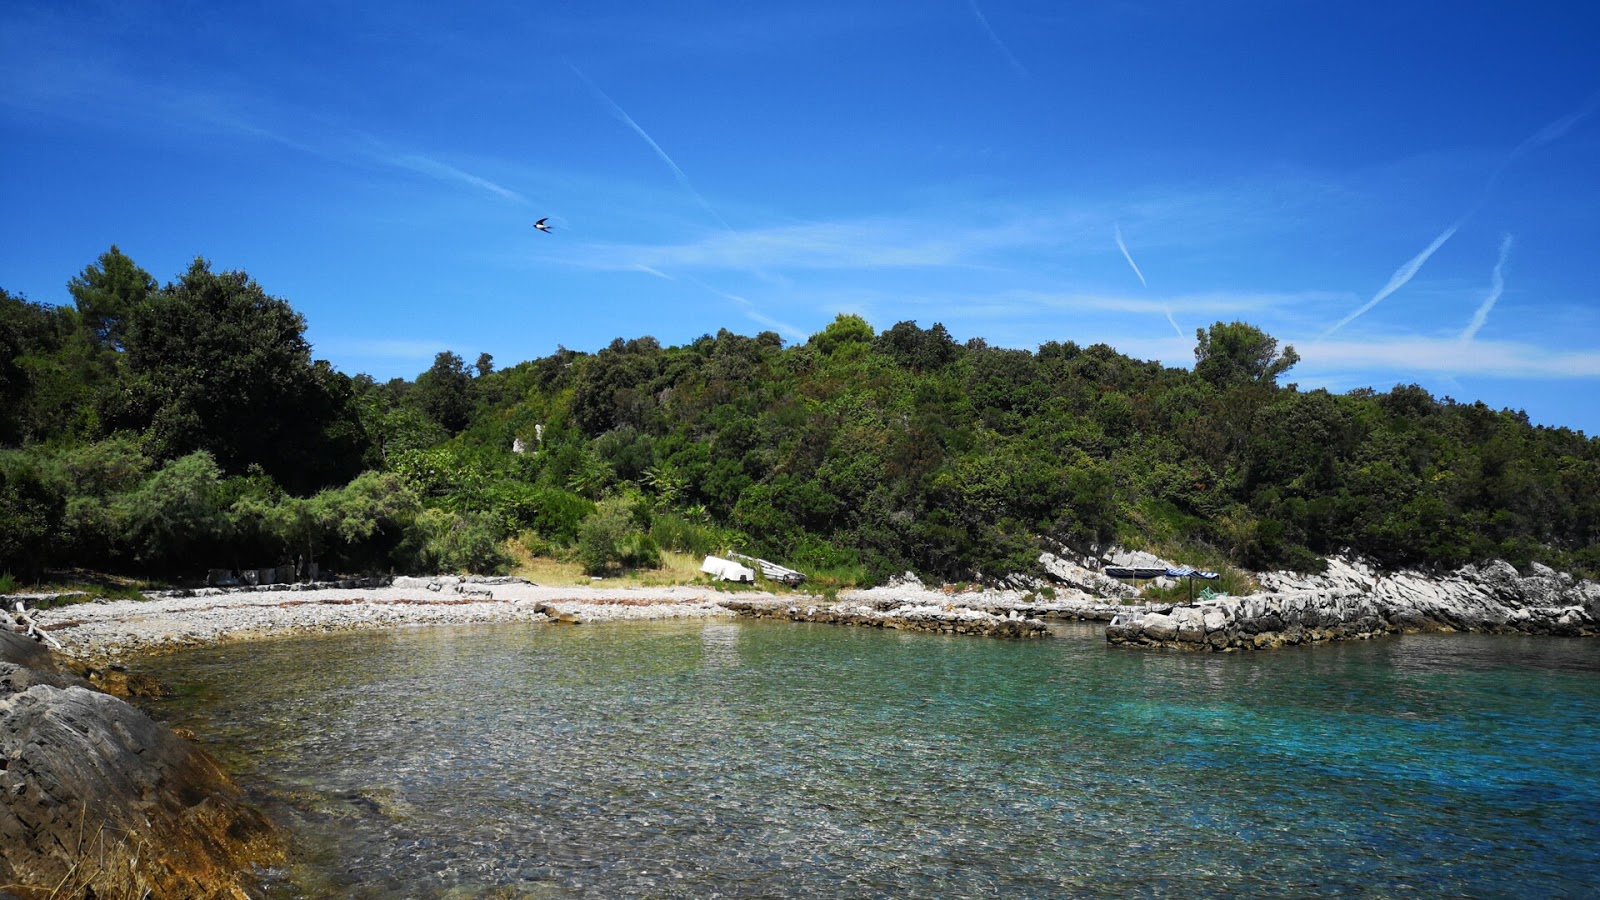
1108,557,1599,651
1037,552,1137,599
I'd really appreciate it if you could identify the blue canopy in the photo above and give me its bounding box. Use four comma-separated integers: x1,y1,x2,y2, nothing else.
1105,566,1219,580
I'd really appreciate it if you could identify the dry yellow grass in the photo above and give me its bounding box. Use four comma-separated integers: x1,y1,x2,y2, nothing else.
507,547,717,588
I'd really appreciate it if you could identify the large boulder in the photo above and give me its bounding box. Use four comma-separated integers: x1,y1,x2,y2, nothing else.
0,631,278,898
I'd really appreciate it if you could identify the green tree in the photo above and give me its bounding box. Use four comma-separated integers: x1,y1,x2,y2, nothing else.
0,452,67,581
115,451,228,572
569,337,666,434
1193,321,1300,389
68,245,156,352
810,314,875,356
412,351,474,434
398,508,514,574
114,258,367,493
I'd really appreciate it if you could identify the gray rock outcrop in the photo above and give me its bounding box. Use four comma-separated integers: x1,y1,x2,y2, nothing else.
0,631,279,898
722,598,1049,638
1108,558,1600,651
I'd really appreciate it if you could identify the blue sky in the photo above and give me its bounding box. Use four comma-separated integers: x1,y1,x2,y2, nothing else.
4,1,1599,433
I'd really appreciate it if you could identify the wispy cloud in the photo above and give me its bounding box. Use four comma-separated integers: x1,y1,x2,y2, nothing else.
1507,89,1600,162
968,0,1027,79
1302,335,1600,379
684,276,808,341
390,154,527,204
568,62,730,229
1113,223,1148,287
1460,234,1514,344
570,218,1017,272
1322,221,1460,337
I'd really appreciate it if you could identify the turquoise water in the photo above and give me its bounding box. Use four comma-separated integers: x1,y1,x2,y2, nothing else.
146,622,1600,897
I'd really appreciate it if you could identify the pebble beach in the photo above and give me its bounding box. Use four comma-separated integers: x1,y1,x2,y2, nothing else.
27,581,757,661
21,575,1123,661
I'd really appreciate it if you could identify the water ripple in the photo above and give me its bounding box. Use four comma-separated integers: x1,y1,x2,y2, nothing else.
147,623,1600,898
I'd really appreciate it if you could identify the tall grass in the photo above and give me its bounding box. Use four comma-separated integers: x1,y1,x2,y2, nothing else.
648,513,739,558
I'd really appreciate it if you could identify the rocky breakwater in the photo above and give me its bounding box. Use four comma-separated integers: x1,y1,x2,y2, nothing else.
844,571,1155,622
720,598,1048,638
0,630,279,898
1106,558,1600,651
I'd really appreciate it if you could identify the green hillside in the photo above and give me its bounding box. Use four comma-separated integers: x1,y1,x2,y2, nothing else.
4,248,1597,586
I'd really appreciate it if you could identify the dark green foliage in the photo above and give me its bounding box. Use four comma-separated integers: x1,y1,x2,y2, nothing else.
113,258,368,493
1194,320,1300,388
0,452,67,581
0,288,103,445
412,351,475,434
875,320,961,371
577,495,661,575
3,249,1597,584
69,246,155,352
399,508,514,575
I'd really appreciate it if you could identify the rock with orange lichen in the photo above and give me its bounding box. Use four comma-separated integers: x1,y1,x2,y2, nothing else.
0,631,280,899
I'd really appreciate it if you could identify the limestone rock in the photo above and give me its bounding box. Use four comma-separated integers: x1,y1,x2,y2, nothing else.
1037,552,1136,599
1108,557,1599,651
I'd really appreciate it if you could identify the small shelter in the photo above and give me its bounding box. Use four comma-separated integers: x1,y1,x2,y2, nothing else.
1105,565,1220,601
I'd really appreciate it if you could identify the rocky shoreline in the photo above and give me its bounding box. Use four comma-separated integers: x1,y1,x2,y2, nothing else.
0,630,280,898
4,557,1598,895
1107,558,1600,651
722,597,1051,637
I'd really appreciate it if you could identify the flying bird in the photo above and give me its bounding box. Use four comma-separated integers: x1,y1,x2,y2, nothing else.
534,218,552,233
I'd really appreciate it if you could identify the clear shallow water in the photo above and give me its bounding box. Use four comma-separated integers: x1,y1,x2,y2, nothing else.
146,622,1600,898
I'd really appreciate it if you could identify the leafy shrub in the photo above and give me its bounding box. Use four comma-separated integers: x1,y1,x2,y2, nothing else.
399,508,514,575
649,512,735,557
577,496,661,575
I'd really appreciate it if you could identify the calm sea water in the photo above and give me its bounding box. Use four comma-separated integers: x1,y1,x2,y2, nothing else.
145,621,1600,898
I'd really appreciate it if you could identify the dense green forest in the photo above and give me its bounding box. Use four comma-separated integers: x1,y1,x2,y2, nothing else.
3,247,1598,586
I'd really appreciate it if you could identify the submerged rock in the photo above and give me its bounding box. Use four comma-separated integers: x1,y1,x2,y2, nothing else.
0,630,279,898
721,598,1049,638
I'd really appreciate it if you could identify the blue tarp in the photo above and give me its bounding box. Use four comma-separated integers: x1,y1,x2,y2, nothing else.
1105,566,1219,580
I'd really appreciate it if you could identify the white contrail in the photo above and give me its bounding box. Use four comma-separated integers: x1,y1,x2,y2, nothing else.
1510,89,1600,160
632,264,675,281
969,0,1027,79
568,63,730,229
1114,223,1148,287
1461,234,1514,344
391,154,526,203
1322,221,1460,337
1482,89,1600,201
685,276,807,340
1164,307,1184,338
